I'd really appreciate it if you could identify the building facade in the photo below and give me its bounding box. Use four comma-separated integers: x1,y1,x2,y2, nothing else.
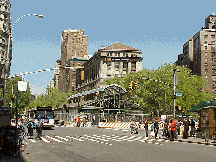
58,28,89,92
0,0,12,85
75,43,143,93
176,13,216,93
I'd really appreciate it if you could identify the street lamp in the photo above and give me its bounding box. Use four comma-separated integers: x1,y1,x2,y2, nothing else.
3,13,45,107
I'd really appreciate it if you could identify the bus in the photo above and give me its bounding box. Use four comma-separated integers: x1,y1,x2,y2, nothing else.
27,107,54,129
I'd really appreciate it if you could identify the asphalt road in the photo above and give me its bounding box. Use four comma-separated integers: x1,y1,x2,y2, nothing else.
3,127,216,162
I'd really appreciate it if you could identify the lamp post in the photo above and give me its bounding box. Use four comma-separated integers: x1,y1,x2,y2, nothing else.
173,69,180,118
3,14,44,107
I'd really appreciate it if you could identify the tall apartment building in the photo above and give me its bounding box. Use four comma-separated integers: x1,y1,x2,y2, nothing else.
75,43,143,93
0,0,12,85
59,28,89,92
176,13,216,93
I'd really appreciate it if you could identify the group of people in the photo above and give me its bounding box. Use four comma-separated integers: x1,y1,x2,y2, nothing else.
76,116,87,127
143,117,196,139
27,119,43,140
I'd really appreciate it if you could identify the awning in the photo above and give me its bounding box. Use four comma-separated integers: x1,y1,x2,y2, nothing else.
190,101,213,112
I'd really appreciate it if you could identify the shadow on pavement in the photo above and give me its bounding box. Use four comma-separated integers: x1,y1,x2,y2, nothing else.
1,154,27,162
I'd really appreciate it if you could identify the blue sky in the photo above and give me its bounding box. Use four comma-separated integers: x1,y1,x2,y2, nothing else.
10,0,216,94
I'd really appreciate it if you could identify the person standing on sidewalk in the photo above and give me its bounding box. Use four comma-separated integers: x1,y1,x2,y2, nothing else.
171,118,176,140
183,118,190,139
190,118,195,137
144,120,148,137
154,119,159,139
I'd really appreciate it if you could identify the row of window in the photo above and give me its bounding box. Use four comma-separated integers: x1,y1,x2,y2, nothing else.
107,53,138,57
204,41,215,44
204,35,215,39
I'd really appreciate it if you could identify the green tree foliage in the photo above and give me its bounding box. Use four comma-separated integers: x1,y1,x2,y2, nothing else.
0,76,32,114
106,63,216,115
27,87,73,110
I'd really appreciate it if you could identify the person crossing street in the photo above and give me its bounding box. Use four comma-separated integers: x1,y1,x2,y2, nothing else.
35,119,43,140
27,119,34,138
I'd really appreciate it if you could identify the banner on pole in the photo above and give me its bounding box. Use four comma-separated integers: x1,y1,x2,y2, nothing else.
18,81,27,92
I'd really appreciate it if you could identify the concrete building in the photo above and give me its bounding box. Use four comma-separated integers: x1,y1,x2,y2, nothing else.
59,28,89,92
176,13,216,93
75,43,143,93
0,0,12,85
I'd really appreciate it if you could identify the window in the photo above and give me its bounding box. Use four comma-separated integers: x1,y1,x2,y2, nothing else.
115,53,117,56
205,52,208,56
118,53,120,57
107,53,109,56
131,62,136,71
212,41,215,45
205,46,208,50
205,63,208,67
123,62,128,69
205,59,207,62
123,53,125,57
115,62,119,68
204,41,207,44
107,62,111,70
211,35,215,39
204,35,208,38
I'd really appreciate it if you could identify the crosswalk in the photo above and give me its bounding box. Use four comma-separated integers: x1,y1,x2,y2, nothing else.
27,134,168,146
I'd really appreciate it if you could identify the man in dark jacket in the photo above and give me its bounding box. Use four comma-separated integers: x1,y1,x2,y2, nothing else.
190,119,195,137
154,119,159,138
144,120,148,137
183,118,190,139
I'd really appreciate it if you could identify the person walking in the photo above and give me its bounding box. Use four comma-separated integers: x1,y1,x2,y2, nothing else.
27,119,34,138
183,118,190,139
154,119,159,139
35,119,43,140
144,120,148,137
171,118,176,140
77,116,80,127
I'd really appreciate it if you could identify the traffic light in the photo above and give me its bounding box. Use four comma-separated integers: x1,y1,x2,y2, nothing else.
129,81,137,90
132,82,137,90
129,81,133,89
81,70,84,80
175,105,178,111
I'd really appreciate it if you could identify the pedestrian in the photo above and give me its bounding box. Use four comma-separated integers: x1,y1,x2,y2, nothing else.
82,117,86,127
35,119,43,140
190,118,195,137
144,120,148,137
27,119,34,138
171,118,176,140
183,118,190,139
77,116,80,127
154,119,159,139
176,120,180,135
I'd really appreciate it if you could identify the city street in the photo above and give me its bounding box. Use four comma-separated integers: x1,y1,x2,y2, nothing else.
2,127,215,162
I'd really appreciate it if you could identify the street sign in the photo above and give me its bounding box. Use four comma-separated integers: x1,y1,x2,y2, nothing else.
176,93,182,97
175,89,182,93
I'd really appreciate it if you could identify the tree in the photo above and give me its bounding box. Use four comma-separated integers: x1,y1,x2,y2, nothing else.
0,76,32,115
105,63,216,115
26,87,73,109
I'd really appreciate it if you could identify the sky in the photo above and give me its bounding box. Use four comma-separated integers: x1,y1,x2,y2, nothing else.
9,0,216,95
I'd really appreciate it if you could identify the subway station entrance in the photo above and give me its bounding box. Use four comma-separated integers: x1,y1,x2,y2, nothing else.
55,84,144,125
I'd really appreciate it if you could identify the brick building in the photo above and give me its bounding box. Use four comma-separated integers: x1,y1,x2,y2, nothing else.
58,28,89,92
176,13,216,93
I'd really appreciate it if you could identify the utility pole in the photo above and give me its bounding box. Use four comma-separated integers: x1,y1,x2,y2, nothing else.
173,69,176,118
173,69,179,118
